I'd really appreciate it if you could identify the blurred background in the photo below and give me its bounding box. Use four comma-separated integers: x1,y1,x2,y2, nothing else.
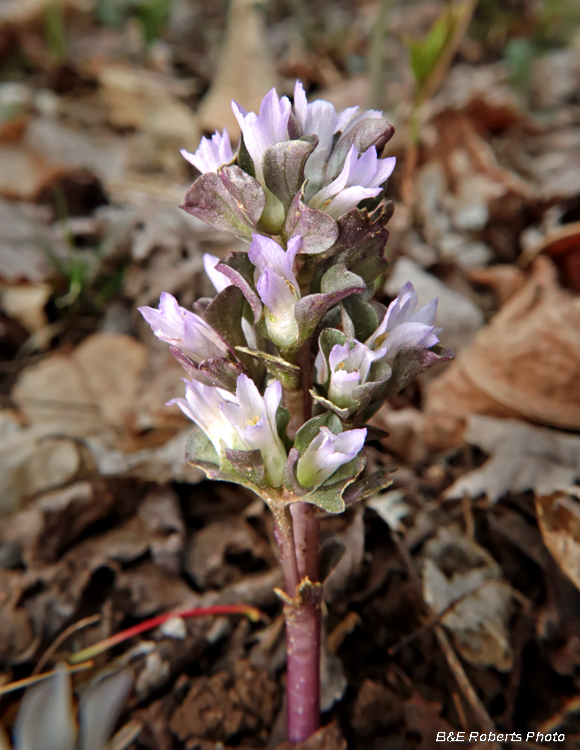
1,0,580,748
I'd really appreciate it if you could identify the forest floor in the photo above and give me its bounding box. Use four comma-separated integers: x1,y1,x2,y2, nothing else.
1,0,580,748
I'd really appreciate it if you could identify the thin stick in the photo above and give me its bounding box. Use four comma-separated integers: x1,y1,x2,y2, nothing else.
69,604,263,665
33,614,101,675
452,691,469,732
0,661,94,697
537,694,580,734
389,527,496,735
435,625,495,733
462,492,475,539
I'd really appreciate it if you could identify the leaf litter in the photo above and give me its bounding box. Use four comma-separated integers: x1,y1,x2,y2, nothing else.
1,0,580,748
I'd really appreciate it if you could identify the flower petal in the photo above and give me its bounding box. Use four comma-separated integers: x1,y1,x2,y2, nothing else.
168,379,241,453
203,253,231,294
180,129,233,173
232,89,291,184
297,426,366,490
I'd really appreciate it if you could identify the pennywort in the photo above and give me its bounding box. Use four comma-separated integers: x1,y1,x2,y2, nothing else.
140,80,453,744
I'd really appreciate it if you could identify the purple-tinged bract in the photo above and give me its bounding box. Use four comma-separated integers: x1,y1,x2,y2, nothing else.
297,426,367,491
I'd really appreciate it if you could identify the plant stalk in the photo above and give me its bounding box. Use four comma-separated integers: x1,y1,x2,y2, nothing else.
277,357,322,743
284,581,322,744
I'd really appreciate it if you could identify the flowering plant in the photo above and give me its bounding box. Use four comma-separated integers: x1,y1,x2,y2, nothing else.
140,82,452,743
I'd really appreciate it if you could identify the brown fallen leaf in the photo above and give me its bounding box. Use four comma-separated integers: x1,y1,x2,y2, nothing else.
0,0,90,25
423,527,513,671
520,220,580,293
0,420,83,518
322,510,365,603
536,489,580,594
0,117,127,201
185,517,275,590
7,333,201,501
197,0,278,137
467,264,527,307
427,257,580,429
0,283,51,334
0,480,115,567
137,487,185,574
116,563,199,619
14,332,146,432
445,416,580,503
369,406,467,464
0,569,35,663
98,67,195,133
0,199,62,283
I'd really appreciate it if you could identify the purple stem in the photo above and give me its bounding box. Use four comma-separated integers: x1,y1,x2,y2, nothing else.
277,339,322,743
285,502,321,743
285,590,322,743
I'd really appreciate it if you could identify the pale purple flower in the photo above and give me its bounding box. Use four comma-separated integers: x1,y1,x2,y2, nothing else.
365,282,440,363
170,374,287,486
139,292,229,362
221,374,287,486
293,81,358,196
309,144,396,219
168,378,243,454
181,129,233,173
203,253,231,294
296,426,367,491
232,88,292,185
249,234,301,349
325,339,387,414
203,253,258,349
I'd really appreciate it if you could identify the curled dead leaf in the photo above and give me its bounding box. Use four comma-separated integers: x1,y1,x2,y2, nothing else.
423,528,513,671
428,258,580,429
445,416,580,503
536,489,580,594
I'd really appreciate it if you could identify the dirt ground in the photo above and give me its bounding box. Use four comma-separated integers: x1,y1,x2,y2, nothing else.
1,0,580,748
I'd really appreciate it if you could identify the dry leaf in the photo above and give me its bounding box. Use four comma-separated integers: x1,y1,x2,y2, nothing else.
5,334,201,510
403,693,457,750
467,264,527,306
14,332,146,432
426,362,524,422
0,283,51,333
0,422,82,517
185,518,274,589
536,489,580,593
197,0,277,137
0,199,61,283
427,258,580,429
367,490,410,531
0,480,116,567
0,118,127,200
322,510,365,603
423,528,513,671
98,65,200,148
445,416,580,503
369,406,467,464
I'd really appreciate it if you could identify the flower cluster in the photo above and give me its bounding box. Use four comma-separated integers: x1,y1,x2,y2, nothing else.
139,82,451,511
